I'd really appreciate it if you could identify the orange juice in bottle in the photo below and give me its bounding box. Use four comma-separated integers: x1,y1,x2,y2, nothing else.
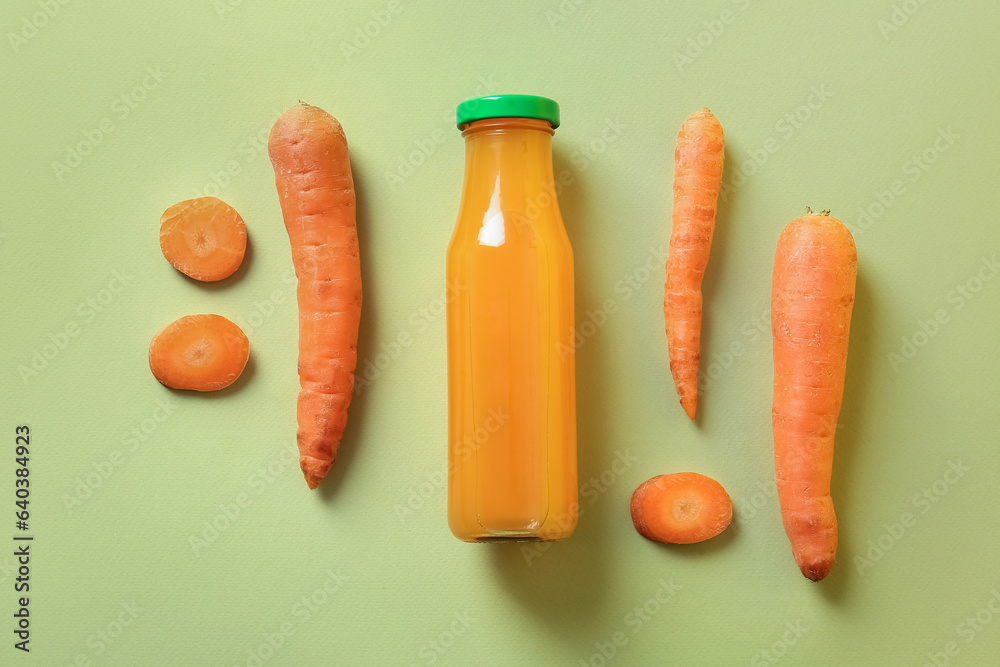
447,95,577,542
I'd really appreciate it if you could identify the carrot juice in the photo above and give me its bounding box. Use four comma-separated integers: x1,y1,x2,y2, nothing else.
447,95,577,542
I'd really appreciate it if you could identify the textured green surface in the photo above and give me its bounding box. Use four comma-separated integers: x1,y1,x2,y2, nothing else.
2,1,999,665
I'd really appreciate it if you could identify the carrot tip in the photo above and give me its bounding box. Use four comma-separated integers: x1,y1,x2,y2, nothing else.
680,396,697,420
301,456,332,490
800,558,834,582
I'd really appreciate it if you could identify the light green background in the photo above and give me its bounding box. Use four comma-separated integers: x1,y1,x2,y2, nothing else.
3,1,999,665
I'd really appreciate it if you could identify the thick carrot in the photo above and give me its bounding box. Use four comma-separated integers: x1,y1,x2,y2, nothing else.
160,197,247,281
630,472,732,544
771,212,857,581
268,103,361,490
149,314,249,391
665,108,724,420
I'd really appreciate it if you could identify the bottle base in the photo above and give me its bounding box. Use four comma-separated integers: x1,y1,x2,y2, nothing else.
452,528,575,543
472,535,549,544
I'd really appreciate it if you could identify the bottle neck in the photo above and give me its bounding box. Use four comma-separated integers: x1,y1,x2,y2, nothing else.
460,117,556,138
460,118,556,207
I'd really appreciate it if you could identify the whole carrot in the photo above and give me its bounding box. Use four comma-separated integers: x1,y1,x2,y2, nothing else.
269,103,361,490
665,108,724,419
771,211,857,581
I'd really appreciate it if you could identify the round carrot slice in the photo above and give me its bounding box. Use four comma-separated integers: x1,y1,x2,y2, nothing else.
149,314,249,391
159,197,247,281
630,472,732,544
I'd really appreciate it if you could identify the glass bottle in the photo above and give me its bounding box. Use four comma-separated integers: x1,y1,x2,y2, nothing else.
446,95,577,542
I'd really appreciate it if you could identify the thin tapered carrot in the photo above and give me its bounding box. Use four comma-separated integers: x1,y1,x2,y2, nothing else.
630,472,732,544
149,314,249,391
268,102,361,490
771,211,857,581
160,197,247,281
665,108,724,420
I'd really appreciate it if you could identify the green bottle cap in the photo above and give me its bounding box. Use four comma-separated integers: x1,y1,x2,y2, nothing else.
456,94,560,129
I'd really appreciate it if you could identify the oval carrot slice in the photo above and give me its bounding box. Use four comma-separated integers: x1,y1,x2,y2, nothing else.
630,472,732,544
159,197,247,281
148,314,249,391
